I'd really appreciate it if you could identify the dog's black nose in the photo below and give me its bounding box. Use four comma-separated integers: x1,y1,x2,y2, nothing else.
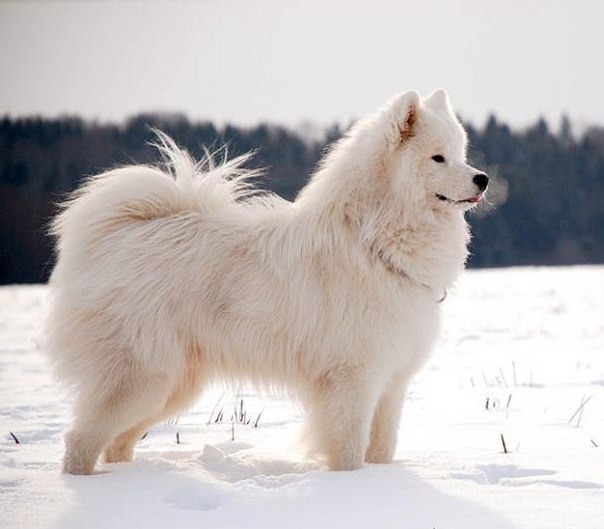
473,173,489,192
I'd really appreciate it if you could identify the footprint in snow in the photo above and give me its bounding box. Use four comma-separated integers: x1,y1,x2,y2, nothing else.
196,443,312,485
164,482,224,511
0,479,23,490
452,464,602,489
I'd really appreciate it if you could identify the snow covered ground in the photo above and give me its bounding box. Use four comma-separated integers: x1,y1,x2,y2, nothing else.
1,266,603,529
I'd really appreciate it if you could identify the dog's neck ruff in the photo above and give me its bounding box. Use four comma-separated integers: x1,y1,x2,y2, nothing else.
374,250,447,303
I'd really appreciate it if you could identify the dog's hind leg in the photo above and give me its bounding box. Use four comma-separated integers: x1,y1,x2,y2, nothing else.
365,373,408,464
307,369,381,471
64,370,172,475
103,371,206,465
102,419,156,464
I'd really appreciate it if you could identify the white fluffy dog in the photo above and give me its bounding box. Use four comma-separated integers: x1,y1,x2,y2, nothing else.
46,89,488,474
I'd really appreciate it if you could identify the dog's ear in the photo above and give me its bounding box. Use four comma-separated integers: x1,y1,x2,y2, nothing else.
426,88,451,112
391,90,420,144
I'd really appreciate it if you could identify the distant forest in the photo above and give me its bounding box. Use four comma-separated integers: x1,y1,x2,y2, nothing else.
1,112,603,284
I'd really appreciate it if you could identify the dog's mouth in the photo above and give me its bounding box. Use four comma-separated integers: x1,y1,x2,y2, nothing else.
435,193,483,205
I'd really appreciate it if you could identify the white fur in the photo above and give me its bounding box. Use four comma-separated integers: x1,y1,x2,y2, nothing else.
46,89,486,474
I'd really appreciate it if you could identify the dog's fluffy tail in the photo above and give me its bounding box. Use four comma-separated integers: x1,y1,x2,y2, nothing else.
50,130,262,248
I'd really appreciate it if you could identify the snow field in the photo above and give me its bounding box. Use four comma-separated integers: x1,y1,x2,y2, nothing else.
1,267,603,528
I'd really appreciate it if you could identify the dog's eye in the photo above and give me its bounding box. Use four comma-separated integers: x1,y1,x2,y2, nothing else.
431,154,445,163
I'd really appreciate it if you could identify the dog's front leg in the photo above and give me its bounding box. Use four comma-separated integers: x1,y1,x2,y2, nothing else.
365,373,409,464
308,369,381,471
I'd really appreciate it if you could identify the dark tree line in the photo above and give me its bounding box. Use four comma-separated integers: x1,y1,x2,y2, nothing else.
1,112,603,284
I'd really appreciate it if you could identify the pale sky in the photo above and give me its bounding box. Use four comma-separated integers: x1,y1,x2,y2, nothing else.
1,0,603,130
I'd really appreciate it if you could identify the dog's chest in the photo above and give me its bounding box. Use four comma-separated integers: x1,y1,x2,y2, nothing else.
386,289,440,367
333,278,441,372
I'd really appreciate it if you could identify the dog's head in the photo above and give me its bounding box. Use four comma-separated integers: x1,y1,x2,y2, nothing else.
388,89,488,212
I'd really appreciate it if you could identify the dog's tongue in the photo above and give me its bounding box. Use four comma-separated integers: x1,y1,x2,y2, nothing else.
469,196,481,203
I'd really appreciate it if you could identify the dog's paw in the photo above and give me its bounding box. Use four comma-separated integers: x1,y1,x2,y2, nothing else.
326,451,365,471
63,457,96,475
364,444,395,465
103,443,135,464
